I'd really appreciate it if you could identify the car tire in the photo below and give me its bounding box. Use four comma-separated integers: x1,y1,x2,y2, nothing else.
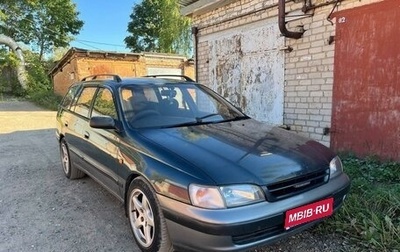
60,138,85,179
127,177,174,252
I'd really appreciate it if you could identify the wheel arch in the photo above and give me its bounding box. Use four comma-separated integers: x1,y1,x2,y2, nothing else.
57,132,65,143
122,158,196,217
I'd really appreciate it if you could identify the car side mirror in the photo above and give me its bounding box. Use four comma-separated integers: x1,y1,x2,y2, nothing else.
90,116,116,129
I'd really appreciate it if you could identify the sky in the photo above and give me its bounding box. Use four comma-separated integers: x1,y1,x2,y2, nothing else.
70,0,139,52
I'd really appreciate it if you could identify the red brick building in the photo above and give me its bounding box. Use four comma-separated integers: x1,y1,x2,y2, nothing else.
50,47,195,96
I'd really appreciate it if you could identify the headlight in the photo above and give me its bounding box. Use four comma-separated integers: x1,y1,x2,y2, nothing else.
189,184,265,209
329,156,343,178
189,185,224,209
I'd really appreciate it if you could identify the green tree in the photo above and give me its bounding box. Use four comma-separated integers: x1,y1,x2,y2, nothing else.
51,47,70,61
0,0,83,61
125,0,192,56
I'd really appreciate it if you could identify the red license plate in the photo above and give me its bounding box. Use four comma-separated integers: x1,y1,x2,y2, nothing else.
284,198,333,229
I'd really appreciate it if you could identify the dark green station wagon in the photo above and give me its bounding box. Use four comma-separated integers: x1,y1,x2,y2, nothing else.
56,74,350,252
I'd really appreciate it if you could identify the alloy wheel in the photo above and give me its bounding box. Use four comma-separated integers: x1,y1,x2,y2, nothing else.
60,142,70,175
129,188,155,248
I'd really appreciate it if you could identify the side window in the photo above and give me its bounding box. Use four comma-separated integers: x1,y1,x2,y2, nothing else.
92,88,118,119
61,85,80,108
71,87,97,118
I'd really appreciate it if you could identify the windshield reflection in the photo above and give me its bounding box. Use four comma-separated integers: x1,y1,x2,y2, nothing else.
119,83,247,129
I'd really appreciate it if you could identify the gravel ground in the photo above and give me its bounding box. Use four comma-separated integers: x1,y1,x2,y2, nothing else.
0,99,354,252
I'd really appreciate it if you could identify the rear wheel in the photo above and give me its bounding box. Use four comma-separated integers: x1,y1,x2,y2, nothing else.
60,138,85,179
127,177,173,252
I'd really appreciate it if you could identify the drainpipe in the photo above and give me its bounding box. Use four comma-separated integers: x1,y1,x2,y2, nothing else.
191,26,199,81
278,0,304,39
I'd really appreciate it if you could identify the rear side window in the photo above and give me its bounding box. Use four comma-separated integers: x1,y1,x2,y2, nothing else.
92,88,118,119
61,85,80,108
71,87,97,118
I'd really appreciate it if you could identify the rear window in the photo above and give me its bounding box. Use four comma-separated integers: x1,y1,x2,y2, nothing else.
71,87,97,118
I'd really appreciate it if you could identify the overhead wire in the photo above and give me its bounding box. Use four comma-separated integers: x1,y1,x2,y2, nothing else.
5,15,127,52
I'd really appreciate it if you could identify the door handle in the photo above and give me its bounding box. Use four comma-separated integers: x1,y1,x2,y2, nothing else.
84,131,90,139
64,121,68,127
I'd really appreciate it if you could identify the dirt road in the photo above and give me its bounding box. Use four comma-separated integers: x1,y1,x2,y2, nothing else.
0,99,350,252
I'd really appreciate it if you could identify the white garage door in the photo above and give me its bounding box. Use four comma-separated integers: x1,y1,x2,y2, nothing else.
147,67,182,76
200,18,285,125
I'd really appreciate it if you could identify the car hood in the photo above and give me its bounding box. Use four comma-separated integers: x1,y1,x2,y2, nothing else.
139,119,335,185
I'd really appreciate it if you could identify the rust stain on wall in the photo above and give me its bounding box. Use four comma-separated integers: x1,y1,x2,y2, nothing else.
332,0,400,161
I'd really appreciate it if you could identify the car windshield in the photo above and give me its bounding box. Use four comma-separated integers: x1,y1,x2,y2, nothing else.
119,83,248,129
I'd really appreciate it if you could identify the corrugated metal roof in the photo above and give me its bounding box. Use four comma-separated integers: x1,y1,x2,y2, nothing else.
179,0,199,7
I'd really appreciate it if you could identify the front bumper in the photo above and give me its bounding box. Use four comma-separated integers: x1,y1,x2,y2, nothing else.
158,173,350,252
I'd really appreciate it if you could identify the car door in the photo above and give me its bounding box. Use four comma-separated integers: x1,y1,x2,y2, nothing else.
83,87,124,199
66,85,98,172
57,84,81,144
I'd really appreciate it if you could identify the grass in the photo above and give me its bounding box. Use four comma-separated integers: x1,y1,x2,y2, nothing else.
315,155,400,251
26,89,63,111
1,90,62,110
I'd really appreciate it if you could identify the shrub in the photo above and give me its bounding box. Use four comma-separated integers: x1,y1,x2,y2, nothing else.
1,49,62,109
315,156,400,251
24,51,62,110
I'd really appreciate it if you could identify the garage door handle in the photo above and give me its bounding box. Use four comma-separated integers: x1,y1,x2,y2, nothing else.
84,132,90,139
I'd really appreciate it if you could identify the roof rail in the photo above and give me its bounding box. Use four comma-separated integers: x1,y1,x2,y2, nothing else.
143,75,195,82
81,74,122,82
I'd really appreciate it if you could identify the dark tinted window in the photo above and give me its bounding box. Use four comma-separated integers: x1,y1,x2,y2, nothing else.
71,87,97,118
61,85,81,108
92,88,117,119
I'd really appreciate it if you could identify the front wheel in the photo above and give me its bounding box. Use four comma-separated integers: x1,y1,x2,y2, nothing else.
127,177,173,252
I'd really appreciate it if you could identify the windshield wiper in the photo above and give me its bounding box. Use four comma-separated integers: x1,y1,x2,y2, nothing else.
161,116,224,128
160,115,250,129
217,115,250,123
160,120,200,128
232,115,250,120
195,113,220,123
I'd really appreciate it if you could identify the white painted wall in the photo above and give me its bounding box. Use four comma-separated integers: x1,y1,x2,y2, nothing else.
199,18,284,125
147,67,182,76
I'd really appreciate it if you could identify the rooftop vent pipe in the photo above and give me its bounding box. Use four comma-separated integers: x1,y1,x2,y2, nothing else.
278,0,304,39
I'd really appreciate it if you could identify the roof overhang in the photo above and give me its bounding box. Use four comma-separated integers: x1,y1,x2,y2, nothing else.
180,0,237,17
48,47,142,77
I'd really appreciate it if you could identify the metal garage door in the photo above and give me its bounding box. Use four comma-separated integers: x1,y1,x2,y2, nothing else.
331,0,400,161
147,67,182,76
199,18,285,125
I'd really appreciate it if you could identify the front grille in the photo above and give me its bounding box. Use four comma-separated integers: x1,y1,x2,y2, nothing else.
265,169,329,202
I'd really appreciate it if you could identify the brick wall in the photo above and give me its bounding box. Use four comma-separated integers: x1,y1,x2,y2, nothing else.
191,0,383,146
183,61,195,80
283,0,384,145
52,53,195,96
145,56,185,70
53,57,78,96
77,58,142,80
